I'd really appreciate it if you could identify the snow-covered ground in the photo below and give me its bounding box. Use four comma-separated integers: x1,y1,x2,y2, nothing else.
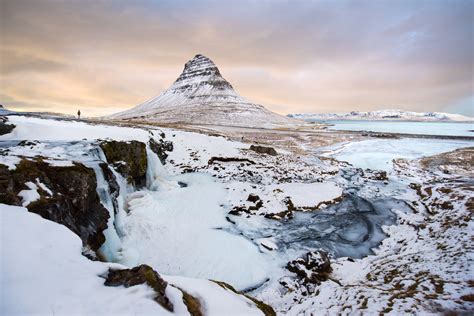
1,114,472,315
290,109,474,122
0,204,268,315
319,138,473,171
323,120,474,137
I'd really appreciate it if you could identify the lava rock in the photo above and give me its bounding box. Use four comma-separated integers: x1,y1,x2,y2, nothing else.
247,193,261,203
249,145,278,156
286,250,332,284
149,137,174,165
0,117,15,136
0,159,110,252
105,264,173,312
100,140,147,187
208,157,256,165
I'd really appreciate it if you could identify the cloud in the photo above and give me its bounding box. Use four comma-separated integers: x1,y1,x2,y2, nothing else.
1,0,473,116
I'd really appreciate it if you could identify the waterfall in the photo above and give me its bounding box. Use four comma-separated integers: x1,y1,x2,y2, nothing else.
88,146,124,262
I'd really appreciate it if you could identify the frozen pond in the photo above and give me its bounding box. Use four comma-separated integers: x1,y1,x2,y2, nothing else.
320,138,473,171
320,120,474,137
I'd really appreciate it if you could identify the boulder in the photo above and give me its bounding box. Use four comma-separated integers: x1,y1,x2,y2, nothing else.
249,145,278,156
105,264,173,312
100,140,147,187
286,250,332,285
0,159,110,252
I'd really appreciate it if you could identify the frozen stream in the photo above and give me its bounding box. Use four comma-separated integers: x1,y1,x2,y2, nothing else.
319,138,473,171
12,141,409,292
115,151,407,291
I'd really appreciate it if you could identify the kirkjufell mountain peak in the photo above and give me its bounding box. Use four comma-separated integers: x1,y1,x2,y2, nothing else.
109,54,298,127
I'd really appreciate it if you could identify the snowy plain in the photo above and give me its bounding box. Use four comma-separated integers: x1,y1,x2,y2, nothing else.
324,120,474,137
319,138,473,171
1,114,472,315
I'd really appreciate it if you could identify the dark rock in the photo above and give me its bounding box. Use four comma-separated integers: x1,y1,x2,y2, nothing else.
0,159,110,252
229,206,248,216
0,117,15,136
105,264,173,312
283,197,297,212
178,181,188,188
247,193,261,203
208,157,256,165
286,250,332,285
17,140,38,147
249,145,278,156
180,289,203,316
149,137,174,164
100,140,147,187
364,170,388,181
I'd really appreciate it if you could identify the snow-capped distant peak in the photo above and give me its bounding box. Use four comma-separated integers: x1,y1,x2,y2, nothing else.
108,54,298,127
172,54,234,92
289,109,474,122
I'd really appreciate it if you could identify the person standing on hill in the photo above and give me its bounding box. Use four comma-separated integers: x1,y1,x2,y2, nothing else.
77,110,81,119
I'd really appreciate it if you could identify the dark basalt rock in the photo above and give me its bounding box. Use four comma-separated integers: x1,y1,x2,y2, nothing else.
362,169,388,181
247,193,261,203
208,157,256,165
286,250,332,285
0,159,109,252
249,145,278,156
0,117,15,136
105,264,173,312
149,137,174,165
100,140,147,187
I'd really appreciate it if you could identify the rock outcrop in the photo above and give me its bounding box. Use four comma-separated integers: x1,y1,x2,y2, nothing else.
100,140,147,187
250,145,278,156
286,250,332,285
0,159,110,252
149,137,174,164
0,117,15,135
104,264,173,312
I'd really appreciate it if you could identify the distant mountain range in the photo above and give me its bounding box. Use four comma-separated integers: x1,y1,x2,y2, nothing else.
289,110,474,122
108,54,298,127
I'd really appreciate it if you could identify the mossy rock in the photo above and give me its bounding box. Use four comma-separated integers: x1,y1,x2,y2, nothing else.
211,280,276,316
105,264,173,312
0,158,109,252
100,140,147,187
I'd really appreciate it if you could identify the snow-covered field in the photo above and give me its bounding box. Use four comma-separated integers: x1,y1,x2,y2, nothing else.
319,138,473,170
323,120,474,137
290,109,474,122
1,114,472,315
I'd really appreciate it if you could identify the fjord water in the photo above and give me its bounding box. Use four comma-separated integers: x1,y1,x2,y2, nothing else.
323,120,473,137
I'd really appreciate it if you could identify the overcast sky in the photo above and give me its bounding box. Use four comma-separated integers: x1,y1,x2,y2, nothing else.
1,0,473,117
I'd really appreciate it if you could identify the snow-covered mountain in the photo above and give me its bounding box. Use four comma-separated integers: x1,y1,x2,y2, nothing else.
109,54,298,127
0,105,13,115
289,109,474,122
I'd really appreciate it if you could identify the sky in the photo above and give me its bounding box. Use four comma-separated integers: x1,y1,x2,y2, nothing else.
1,0,473,117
